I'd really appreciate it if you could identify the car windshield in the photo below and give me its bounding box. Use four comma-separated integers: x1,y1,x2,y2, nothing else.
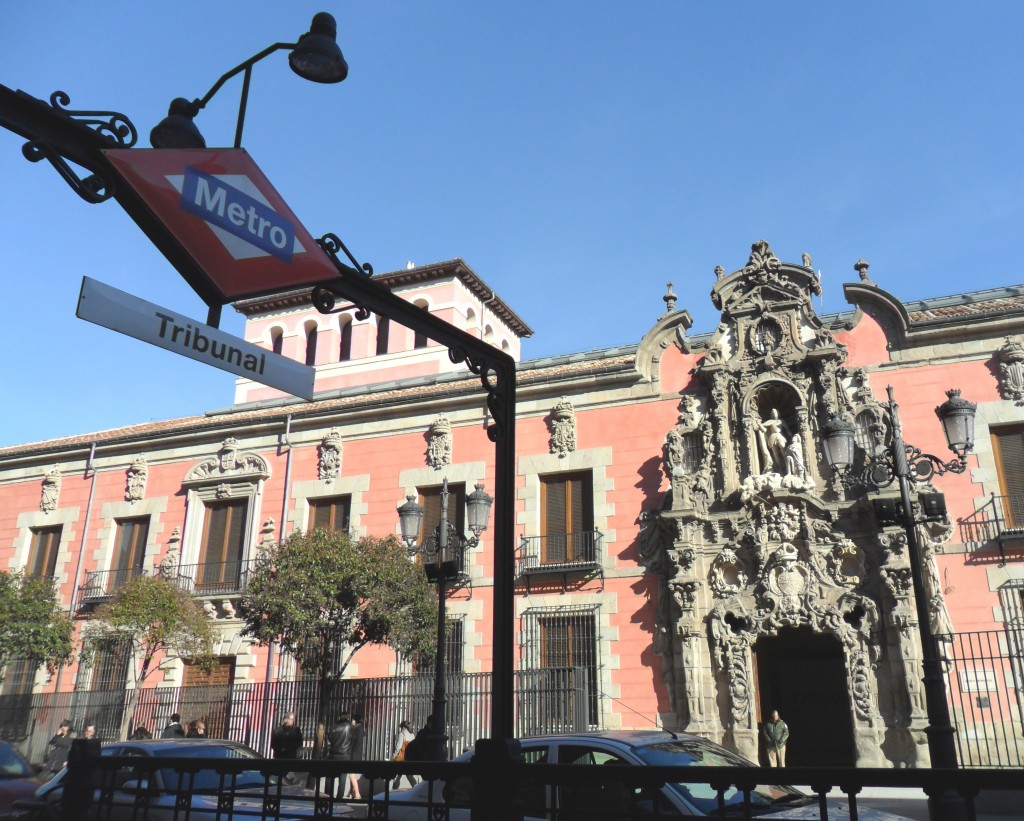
632,739,806,815
0,744,33,779
156,746,268,793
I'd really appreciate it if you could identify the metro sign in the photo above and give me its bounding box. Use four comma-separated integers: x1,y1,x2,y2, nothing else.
103,148,339,302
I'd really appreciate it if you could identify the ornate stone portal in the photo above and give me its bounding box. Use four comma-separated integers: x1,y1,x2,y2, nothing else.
638,241,952,767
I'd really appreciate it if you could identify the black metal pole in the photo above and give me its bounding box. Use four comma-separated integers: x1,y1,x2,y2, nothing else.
888,387,963,820
431,479,450,761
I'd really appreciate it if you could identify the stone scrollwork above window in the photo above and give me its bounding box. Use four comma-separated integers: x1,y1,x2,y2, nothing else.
318,428,343,482
125,455,147,503
426,415,452,470
547,397,577,458
40,464,61,513
995,336,1024,404
183,437,270,486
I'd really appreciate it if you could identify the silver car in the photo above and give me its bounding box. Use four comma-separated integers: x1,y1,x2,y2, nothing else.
375,730,913,820
23,739,352,821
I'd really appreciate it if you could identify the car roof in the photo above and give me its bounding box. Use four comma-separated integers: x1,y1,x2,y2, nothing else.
522,729,701,748
108,739,257,753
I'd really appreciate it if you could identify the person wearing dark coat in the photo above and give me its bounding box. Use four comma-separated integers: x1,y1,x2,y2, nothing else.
161,713,186,738
324,712,354,797
271,712,303,759
44,720,74,778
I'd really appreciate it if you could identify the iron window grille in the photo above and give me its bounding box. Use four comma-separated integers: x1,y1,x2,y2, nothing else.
521,604,601,727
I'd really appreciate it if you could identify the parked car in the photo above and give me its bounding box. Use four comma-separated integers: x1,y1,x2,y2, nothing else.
375,730,914,820
18,739,354,821
0,742,40,821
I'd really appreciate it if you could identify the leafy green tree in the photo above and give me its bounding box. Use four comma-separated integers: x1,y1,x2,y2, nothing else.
239,529,436,741
84,574,216,740
0,569,75,685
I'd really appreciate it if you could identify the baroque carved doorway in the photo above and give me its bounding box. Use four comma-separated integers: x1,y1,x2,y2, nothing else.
753,627,854,767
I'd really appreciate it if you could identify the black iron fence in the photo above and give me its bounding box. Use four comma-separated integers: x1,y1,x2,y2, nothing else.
176,558,257,596
32,752,1024,821
0,668,590,767
944,629,1024,767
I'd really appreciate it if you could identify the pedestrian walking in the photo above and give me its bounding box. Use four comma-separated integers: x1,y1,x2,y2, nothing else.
186,720,207,738
403,715,434,762
324,712,354,798
344,713,364,800
161,713,186,738
44,720,73,779
271,712,304,784
390,719,419,790
763,709,789,767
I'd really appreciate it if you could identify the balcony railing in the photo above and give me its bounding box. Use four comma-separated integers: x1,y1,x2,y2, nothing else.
516,532,603,592
175,559,255,596
959,494,1024,565
76,566,147,609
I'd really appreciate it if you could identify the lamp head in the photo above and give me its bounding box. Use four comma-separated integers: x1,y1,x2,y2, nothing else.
935,388,976,458
820,414,856,472
397,495,424,548
466,483,493,537
289,12,349,84
150,98,205,149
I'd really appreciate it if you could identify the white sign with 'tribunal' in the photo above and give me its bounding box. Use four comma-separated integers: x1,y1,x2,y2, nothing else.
76,277,315,401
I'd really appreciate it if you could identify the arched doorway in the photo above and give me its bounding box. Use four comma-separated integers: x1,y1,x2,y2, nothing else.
753,627,854,767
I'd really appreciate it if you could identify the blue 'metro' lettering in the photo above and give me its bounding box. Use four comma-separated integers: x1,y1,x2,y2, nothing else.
180,167,295,263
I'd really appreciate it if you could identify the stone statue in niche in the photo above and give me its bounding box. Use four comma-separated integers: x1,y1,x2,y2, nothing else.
784,433,807,481
756,409,791,474
125,455,147,503
426,415,452,470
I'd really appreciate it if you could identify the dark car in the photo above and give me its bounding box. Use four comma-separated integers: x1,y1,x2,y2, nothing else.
22,738,352,821
375,730,914,820
0,742,40,821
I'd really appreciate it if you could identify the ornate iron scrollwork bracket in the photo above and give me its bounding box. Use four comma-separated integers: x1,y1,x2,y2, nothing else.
20,91,137,203
838,443,968,491
312,233,375,319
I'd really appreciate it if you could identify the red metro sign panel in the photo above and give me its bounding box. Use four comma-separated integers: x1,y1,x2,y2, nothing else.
103,148,338,301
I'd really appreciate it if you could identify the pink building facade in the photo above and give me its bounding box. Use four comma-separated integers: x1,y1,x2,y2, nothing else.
2,244,1023,767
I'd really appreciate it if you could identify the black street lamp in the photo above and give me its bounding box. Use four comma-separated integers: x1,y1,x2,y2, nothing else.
822,386,976,820
398,479,493,760
150,11,348,150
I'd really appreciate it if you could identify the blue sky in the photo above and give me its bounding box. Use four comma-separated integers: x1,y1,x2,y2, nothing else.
2,2,1022,447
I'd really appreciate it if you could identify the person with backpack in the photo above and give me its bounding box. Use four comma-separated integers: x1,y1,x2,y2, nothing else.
390,719,418,790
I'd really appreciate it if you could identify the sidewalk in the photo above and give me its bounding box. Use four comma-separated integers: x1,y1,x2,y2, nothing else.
826,785,1022,820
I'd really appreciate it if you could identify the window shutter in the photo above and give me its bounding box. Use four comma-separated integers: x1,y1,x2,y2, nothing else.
994,428,1024,526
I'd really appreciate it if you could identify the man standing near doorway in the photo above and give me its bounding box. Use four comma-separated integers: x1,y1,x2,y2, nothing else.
763,709,789,767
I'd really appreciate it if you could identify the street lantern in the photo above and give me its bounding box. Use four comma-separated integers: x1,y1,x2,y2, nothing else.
397,495,425,547
820,385,973,820
397,478,491,761
150,11,348,149
935,388,977,458
288,12,349,83
466,483,494,537
820,413,857,473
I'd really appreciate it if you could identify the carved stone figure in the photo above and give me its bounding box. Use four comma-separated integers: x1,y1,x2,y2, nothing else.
548,397,577,458
125,455,147,503
185,438,270,483
784,433,806,481
426,415,452,470
318,428,343,482
995,336,1024,405
159,527,181,579
756,409,790,474
40,465,61,513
